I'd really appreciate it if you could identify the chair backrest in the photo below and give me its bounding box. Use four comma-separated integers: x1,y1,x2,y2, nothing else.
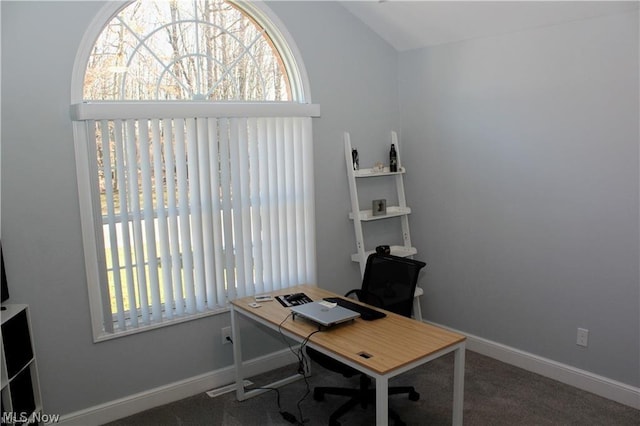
359,254,426,317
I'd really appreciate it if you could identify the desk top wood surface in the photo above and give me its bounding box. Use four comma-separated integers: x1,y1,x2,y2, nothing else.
231,285,466,375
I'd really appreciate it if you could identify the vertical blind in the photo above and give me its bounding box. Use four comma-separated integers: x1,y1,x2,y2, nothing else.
77,109,316,333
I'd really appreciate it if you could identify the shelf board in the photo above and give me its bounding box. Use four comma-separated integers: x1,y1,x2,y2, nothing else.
1,304,29,324
349,206,411,221
353,166,405,178
350,246,418,262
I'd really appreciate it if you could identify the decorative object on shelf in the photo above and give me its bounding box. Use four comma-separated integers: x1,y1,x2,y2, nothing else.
389,143,398,172
351,149,359,170
374,161,385,172
375,245,391,255
372,199,387,216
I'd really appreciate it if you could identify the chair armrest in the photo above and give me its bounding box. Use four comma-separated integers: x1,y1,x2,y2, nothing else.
343,289,384,308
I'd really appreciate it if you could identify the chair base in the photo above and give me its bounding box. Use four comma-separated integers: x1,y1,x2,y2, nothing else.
313,375,419,426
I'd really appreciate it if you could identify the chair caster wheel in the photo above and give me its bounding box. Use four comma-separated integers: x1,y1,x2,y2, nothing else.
409,391,420,401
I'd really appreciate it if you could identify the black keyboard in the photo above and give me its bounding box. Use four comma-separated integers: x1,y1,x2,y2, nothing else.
323,297,386,321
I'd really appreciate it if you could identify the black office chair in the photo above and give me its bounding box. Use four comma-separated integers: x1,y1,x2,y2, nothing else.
307,253,427,426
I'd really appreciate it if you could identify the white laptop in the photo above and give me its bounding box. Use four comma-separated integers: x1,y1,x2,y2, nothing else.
290,301,360,327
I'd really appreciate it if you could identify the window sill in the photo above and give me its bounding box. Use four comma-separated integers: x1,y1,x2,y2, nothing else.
92,305,231,343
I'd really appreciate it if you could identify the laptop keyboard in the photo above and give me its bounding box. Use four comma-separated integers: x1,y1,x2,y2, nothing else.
323,297,386,321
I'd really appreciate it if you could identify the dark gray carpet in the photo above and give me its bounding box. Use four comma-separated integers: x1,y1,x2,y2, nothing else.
105,351,639,425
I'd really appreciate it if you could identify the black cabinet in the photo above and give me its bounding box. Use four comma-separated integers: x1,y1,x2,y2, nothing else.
1,305,42,425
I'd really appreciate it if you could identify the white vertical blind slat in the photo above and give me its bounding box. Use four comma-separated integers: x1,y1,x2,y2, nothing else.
151,119,173,320
219,119,236,300
275,119,289,287
258,118,273,292
267,119,282,290
208,118,226,307
284,118,297,282
189,118,206,312
100,120,126,329
302,118,317,283
198,117,216,310
239,119,254,297
125,119,150,324
163,118,184,317
248,118,264,294
112,120,138,328
154,119,175,319
291,119,307,277
228,119,246,299
138,119,162,322
175,118,195,314
86,121,115,334
237,118,255,298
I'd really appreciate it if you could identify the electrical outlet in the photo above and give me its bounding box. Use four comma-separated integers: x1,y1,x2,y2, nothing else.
576,328,589,347
222,326,232,345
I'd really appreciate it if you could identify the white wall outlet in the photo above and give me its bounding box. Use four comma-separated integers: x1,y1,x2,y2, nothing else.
576,328,589,347
222,326,232,345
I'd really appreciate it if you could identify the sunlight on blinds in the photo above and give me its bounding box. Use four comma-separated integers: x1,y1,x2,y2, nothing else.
93,115,315,331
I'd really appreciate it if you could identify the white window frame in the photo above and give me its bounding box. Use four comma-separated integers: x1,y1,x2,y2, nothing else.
70,1,319,341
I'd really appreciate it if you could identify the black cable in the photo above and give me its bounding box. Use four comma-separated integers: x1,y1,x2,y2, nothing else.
278,314,308,376
246,386,299,424
292,328,324,424
276,313,325,424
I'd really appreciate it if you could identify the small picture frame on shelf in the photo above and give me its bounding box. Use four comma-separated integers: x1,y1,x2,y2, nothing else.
372,199,387,216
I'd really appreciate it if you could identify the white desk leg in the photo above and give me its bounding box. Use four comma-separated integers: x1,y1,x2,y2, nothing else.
375,376,389,426
452,344,465,426
231,305,246,401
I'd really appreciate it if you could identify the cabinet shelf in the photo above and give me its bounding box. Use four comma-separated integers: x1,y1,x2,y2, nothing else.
349,206,411,221
354,166,405,178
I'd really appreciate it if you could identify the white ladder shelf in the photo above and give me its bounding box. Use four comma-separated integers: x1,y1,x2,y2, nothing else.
344,131,423,320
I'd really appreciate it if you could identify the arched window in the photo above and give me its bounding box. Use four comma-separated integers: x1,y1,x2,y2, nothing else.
83,0,293,101
71,0,319,340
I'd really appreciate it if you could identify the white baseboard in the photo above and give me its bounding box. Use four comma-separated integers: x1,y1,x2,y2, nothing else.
57,348,299,426
59,326,639,425
426,321,640,410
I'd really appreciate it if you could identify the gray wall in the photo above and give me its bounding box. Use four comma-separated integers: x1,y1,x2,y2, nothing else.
398,9,639,386
1,1,398,415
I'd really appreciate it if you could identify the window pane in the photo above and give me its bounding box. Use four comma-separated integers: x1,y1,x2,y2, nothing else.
84,0,291,101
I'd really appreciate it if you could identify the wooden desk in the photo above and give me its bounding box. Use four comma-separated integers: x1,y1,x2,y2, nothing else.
230,285,466,426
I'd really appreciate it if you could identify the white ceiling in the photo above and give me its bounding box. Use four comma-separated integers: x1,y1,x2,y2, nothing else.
341,1,640,51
